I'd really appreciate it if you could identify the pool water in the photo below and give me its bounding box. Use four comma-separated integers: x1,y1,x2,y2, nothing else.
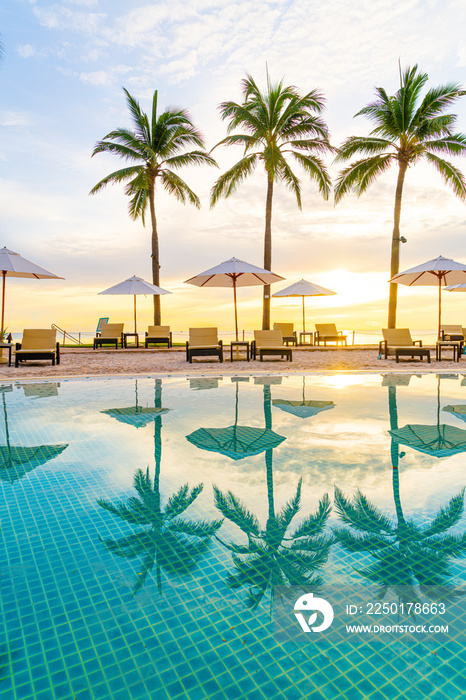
0,373,465,700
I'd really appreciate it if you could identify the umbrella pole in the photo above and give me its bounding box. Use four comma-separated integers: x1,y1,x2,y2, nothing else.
302,296,305,332
438,276,442,341
134,295,137,335
0,271,6,364
233,279,239,341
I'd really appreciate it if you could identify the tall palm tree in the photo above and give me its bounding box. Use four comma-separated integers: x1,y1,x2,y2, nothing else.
90,88,217,324
211,73,333,329
335,65,466,328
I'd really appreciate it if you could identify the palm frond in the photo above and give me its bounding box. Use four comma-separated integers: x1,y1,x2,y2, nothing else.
334,154,394,203
97,498,149,525
291,152,331,199
164,483,203,518
422,489,465,536
213,486,260,535
291,493,331,539
334,487,394,534
332,527,391,552
277,479,302,530
159,169,201,208
334,136,394,162
163,150,218,169
123,88,151,144
89,165,144,194
210,154,258,206
424,153,466,199
424,134,466,157
168,517,224,537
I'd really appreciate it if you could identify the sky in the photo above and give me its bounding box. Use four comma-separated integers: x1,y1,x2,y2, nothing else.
1,0,466,337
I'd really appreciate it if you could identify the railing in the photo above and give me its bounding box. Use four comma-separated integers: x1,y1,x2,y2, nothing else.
51,324,84,346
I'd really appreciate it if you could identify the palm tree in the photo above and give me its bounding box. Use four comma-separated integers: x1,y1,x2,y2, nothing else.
335,65,466,328
211,73,333,329
213,383,332,610
98,468,223,595
90,88,217,324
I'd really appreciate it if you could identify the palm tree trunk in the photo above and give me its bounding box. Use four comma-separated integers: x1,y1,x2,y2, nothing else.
149,178,161,325
388,161,408,328
388,385,406,527
262,175,274,330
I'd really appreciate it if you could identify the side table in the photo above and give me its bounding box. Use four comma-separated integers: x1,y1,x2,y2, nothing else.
299,331,314,346
123,333,139,348
230,341,250,361
436,341,463,362
0,343,12,366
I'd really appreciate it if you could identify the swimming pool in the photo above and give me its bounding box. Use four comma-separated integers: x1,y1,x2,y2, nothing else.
0,373,465,699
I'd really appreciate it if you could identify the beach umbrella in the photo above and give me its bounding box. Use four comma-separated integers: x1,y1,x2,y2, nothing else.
272,279,336,331
0,385,68,483
101,379,169,429
389,256,466,339
186,380,286,460
272,377,335,419
98,276,171,334
0,247,63,359
184,257,284,340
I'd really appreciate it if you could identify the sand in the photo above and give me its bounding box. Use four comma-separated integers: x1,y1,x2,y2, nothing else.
0,345,462,379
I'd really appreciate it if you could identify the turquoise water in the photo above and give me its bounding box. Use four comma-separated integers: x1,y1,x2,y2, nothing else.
0,374,465,699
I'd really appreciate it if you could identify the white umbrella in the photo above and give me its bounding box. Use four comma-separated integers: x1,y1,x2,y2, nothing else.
444,283,466,292
98,275,171,334
0,247,63,355
389,255,466,339
272,278,336,331
184,257,284,340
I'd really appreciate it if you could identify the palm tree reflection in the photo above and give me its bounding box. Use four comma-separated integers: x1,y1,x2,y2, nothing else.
214,381,332,610
333,379,466,605
98,379,222,594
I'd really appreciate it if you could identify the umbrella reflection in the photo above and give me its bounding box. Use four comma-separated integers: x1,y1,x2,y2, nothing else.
272,376,335,419
101,379,169,428
186,378,286,460
389,375,466,458
98,379,222,594
0,385,68,484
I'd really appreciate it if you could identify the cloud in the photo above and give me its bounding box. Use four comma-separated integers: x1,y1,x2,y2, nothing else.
0,111,32,127
16,44,36,58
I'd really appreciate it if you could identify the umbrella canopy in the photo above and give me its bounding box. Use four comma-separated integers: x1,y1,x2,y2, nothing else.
389,423,466,458
185,380,286,460
390,256,466,339
101,379,169,428
0,386,68,483
272,377,335,419
0,246,63,341
186,425,285,460
184,257,284,340
444,283,466,291
98,275,171,334
272,279,336,331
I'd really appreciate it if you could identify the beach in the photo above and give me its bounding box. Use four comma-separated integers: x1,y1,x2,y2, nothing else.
0,345,462,378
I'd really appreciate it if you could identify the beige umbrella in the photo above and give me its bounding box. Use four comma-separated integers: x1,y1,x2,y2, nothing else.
272,278,336,331
390,255,466,339
184,257,284,340
0,245,63,337
98,275,171,334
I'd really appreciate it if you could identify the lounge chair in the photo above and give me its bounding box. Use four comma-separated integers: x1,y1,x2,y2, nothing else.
186,328,223,363
440,325,464,341
314,323,348,346
93,323,124,349
145,325,172,348
15,329,60,367
379,328,429,362
252,330,293,361
273,323,298,346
